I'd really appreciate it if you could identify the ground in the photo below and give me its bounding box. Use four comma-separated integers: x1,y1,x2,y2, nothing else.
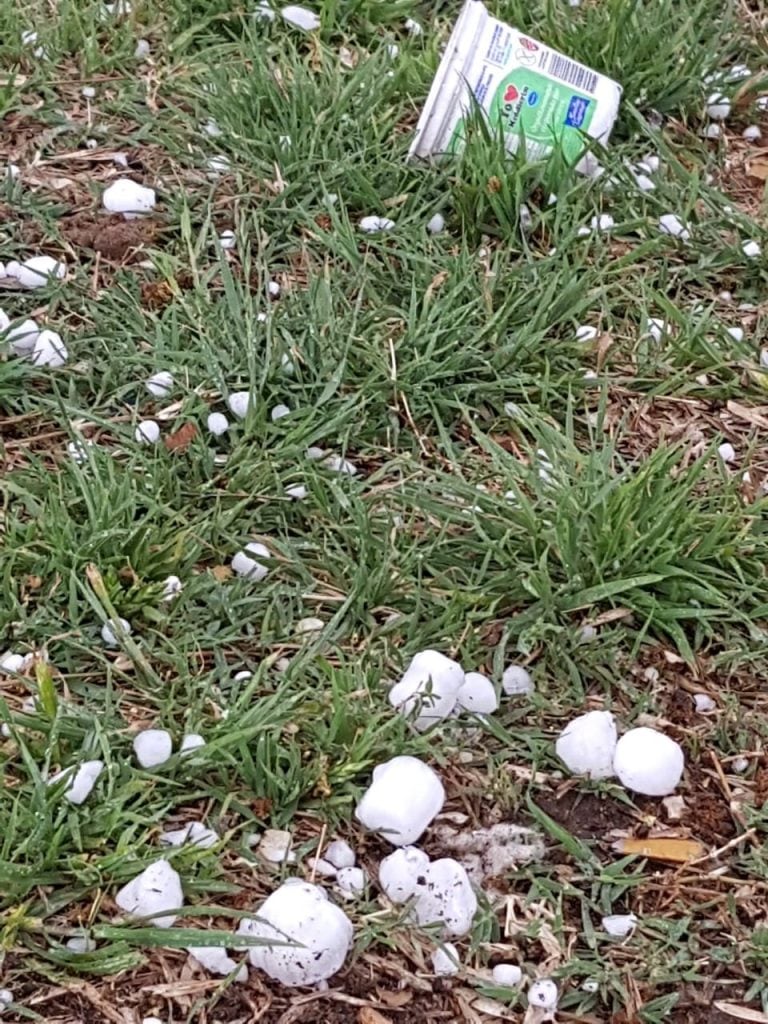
1,0,768,1021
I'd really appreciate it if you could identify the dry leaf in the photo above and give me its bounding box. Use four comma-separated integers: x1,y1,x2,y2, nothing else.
376,989,413,1008
726,400,768,431
210,565,232,583
714,1003,768,1023
595,331,614,370
746,157,768,182
164,421,198,453
614,837,706,863
358,1009,393,1024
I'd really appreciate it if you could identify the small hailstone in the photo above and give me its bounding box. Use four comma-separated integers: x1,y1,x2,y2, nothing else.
162,575,182,601
146,370,173,397
161,821,219,849
325,839,355,869
82,85,96,99
405,17,422,35
1,651,31,673
48,759,104,804
578,624,597,643
645,317,667,342
695,373,709,386
231,541,270,581
743,125,762,141
501,664,533,696
432,944,460,976
556,711,617,779
187,945,247,981
103,178,156,219
388,649,465,729
271,403,290,421
310,855,337,877
8,256,66,289
742,240,761,259
582,979,599,993
135,419,160,444
207,411,229,436
133,729,173,768
21,29,38,44
134,38,151,59
602,913,637,937
67,439,92,464
203,118,222,138
355,756,445,845
386,43,399,58
281,351,295,374
281,5,320,30
659,213,690,240
633,172,655,192
296,616,323,635
180,733,205,754
359,215,395,233
279,134,291,149
0,990,12,1009
760,349,768,368
706,93,731,120
427,212,446,235
234,670,252,681
336,866,365,898
492,964,523,987
576,225,591,237
324,453,358,475
455,671,498,714
575,324,598,343
101,617,131,646
718,442,736,463
31,330,68,367
237,881,352,987
412,858,477,937
729,63,751,80
379,845,430,901
219,229,236,250
285,483,307,500
227,391,251,419
115,859,182,928
254,0,276,20
590,213,615,232
726,326,745,343
306,446,325,461
704,123,722,139
528,979,559,1012
206,154,231,176
268,280,281,298
693,693,716,712
719,290,732,302
754,96,767,112
66,935,96,954
85,138,99,150
732,755,749,773
613,727,684,796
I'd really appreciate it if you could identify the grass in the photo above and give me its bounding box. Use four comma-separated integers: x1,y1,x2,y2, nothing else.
1,0,768,1020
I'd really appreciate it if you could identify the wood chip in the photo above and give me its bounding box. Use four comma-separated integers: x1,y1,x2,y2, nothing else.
714,1003,768,1023
614,837,706,863
164,421,198,452
358,1010,394,1024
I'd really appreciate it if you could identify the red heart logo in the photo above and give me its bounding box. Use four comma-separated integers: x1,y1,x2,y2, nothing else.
504,85,519,102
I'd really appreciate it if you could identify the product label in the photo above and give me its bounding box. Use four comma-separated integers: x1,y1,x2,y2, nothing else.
450,65,596,163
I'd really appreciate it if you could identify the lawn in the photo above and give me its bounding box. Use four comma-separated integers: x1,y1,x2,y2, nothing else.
1,0,767,1021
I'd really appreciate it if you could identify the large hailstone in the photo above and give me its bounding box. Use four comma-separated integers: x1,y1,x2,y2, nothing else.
355,755,444,845
31,330,68,367
103,178,156,219
47,759,104,804
6,256,66,289
115,859,183,928
388,650,464,729
555,710,617,779
613,727,684,796
411,858,478,937
237,880,352,987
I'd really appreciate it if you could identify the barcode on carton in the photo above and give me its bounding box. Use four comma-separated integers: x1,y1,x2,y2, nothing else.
547,54,598,94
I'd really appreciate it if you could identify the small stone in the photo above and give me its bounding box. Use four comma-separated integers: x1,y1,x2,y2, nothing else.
259,829,295,863
133,728,173,768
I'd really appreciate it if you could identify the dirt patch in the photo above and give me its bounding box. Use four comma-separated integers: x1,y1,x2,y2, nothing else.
60,211,160,261
535,788,633,841
682,765,737,844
